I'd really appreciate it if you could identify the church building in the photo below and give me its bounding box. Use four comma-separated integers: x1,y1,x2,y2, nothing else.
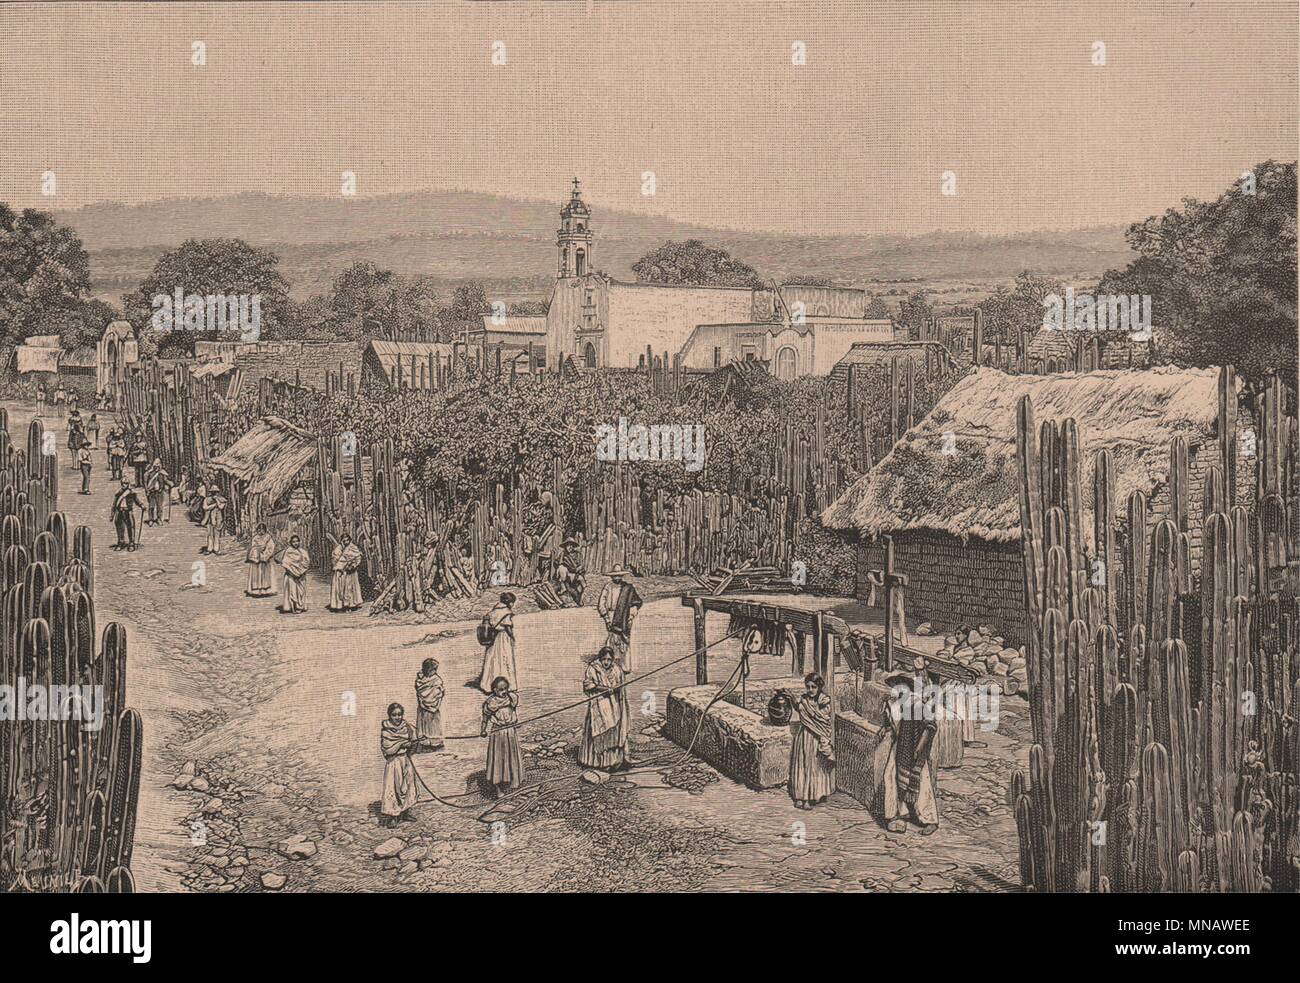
543,181,898,376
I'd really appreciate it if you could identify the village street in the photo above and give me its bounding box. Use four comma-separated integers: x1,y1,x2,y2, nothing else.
6,399,1029,893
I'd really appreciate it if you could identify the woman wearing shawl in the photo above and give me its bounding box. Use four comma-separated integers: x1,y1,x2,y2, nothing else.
788,672,836,809
578,646,631,770
477,592,518,692
415,658,445,750
327,532,364,611
245,522,277,596
279,534,311,613
380,703,419,826
880,674,940,834
480,677,523,795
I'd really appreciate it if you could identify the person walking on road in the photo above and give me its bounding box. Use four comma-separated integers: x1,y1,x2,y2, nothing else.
109,478,145,551
77,444,93,495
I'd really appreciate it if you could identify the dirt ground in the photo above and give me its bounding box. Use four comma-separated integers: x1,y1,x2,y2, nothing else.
6,399,1030,893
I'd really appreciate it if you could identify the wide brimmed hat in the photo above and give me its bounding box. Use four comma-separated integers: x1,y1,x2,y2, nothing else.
561,537,579,547
606,566,632,578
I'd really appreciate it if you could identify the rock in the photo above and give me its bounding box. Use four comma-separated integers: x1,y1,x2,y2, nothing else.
172,761,197,789
399,844,428,862
278,835,317,860
580,770,610,785
967,630,983,646
373,837,406,859
1010,657,1026,671
201,797,223,814
914,622,932,636
261,872,287,891
189,777,211,793
985,656,1000,673
398,861,418,875
992,663,1008,676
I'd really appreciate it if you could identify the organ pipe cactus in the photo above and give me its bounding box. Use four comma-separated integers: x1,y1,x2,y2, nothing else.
1012,366,1299,892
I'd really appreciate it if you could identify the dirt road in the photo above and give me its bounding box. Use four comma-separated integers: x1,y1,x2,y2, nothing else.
6,399,1028,893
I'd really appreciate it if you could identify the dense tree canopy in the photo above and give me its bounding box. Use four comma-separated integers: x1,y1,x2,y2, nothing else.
0,205,98,350
123,238,291,355
632,239,763,287
1098,160,1297,383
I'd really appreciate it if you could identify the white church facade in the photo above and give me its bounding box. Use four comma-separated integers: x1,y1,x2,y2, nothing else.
543,181,898,377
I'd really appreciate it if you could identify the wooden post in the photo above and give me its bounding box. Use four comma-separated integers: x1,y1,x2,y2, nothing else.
815,610,834,739
866,534,908,673
692,597,708,685
889,357,900,444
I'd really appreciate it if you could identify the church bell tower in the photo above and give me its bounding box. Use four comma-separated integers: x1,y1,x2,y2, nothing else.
557,178,594,278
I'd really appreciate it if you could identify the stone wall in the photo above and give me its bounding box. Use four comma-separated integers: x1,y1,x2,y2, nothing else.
197,341,362,392
856,530,1026,644
665,673,884,809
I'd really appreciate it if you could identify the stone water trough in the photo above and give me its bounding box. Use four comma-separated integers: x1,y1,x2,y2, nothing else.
664,671,901,808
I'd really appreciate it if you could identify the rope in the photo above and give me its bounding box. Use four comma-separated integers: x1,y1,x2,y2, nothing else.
438,627,745,741
401,631,752,822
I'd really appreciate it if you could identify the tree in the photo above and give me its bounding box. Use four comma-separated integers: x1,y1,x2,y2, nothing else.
632,239,763,287
0,205,94,350
783,273,837,287
123,238,291,354
896,290,934,339
508,299,548,316
1097,160,1297,383
864,295,891,319
976,271,1066,342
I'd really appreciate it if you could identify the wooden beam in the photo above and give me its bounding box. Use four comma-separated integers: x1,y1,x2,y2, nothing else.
692,597,708,685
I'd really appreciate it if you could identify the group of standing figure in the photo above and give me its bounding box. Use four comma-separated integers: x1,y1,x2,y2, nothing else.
378,566,646,826
786,669,940,834
242,526,364,615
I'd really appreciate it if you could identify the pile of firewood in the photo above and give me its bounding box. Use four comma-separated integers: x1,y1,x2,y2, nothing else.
691,561,799,595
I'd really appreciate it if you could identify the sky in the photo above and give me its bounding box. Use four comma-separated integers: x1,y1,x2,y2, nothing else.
0,0,1295,235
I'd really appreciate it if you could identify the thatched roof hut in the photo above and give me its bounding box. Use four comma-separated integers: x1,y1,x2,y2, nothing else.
209,416,318,506
822,365,1229,545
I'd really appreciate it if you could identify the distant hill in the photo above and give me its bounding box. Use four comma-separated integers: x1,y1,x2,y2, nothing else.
51,191,1138,305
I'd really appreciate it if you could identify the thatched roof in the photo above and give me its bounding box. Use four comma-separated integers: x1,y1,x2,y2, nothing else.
16,344,61,374
209,416,317,504
821,366,1228,543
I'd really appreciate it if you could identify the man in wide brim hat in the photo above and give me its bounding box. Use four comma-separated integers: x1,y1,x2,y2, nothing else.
597,566,641,670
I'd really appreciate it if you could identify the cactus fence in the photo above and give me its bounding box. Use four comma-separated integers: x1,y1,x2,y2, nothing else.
0,409,143,893
1012,368,1299,892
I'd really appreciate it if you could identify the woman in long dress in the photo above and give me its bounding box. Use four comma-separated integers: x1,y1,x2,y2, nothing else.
477,592,518,693
245,522,277,596
327,533,363,611
788,672,836,809
279,534,310,614
480,677,523,795
880,674,940,834
578,647,630,770
414,658,445,750
380,703,419,826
